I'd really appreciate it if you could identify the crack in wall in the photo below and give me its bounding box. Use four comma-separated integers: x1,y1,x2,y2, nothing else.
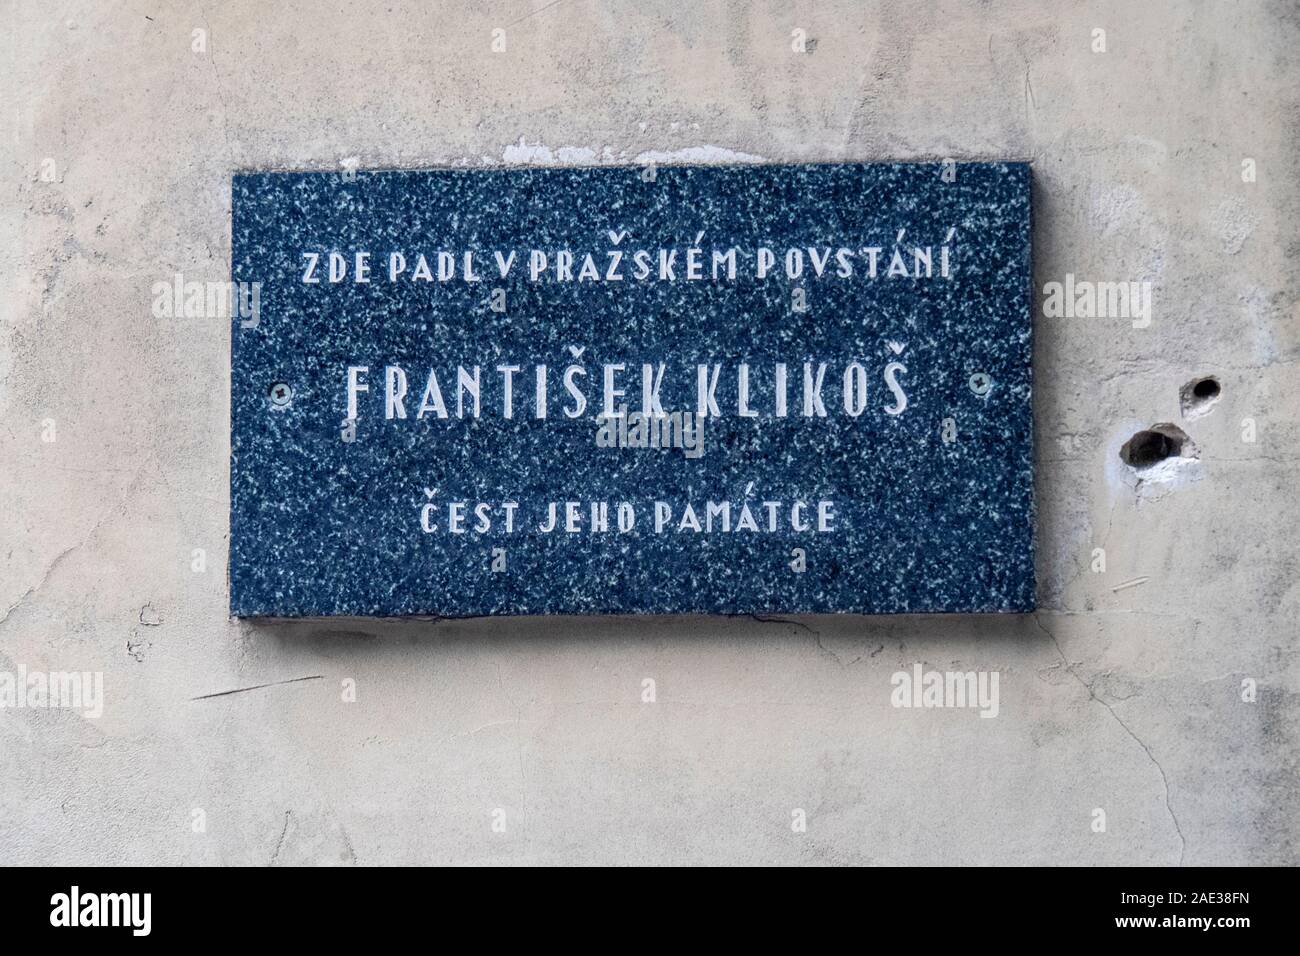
270,810,291,866
1034,613,1187,865
190,675,323,701
1,468,145,632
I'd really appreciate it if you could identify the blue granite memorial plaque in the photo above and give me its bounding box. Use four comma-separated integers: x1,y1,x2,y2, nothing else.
229,162,1033,617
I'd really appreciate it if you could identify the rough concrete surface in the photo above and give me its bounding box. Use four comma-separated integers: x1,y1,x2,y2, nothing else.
1,0,1297,865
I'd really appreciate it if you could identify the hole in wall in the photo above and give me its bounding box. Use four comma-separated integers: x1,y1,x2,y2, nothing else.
1119,423,1194,470
1180,376,1221,419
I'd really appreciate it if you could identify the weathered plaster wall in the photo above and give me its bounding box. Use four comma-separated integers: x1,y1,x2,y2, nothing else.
1,0,1296,865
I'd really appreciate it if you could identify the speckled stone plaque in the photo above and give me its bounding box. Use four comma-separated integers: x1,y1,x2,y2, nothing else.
229,162,1033,617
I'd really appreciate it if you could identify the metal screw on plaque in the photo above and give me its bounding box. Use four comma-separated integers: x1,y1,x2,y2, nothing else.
268,382,292,408
968,372,992,397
